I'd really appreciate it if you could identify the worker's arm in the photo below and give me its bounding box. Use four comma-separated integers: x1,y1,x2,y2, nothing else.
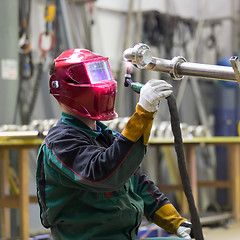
133,167,188,235
122,79,172,145
41,128,146,192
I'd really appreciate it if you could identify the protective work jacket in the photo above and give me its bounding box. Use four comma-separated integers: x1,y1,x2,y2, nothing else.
36,106,186,240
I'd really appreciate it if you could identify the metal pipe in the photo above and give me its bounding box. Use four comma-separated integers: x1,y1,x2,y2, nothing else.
175,62,236,81
123,43,240,84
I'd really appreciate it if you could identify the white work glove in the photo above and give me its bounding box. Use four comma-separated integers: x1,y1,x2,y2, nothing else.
138,79,173,112
176,221,192,239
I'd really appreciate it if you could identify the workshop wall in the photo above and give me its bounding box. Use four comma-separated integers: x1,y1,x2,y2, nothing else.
24,0,238,124
0,0,18,125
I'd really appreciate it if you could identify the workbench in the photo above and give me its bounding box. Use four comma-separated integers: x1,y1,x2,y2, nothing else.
149,136,240,222
0,133,42,240
0,134,239,239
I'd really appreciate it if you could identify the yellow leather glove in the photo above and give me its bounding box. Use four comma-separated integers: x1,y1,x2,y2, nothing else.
122,104,154,145
153,203,188,234
122,80,172,145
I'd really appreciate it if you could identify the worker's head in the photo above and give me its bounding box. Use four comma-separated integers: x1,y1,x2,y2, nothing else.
49,49,117,120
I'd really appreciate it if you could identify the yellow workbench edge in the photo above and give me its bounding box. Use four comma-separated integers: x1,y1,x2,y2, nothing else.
0,138,44,147
0,133,239,146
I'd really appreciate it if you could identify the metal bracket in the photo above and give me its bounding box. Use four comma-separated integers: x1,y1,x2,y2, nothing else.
230,56,240,87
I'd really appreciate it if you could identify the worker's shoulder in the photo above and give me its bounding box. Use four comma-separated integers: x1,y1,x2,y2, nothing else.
45,119,88,143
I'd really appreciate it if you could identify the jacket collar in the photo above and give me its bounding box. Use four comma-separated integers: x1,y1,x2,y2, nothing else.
61,111,111,138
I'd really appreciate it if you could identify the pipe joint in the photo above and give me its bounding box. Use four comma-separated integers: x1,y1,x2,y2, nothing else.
123,43,152,69
169,56,187,80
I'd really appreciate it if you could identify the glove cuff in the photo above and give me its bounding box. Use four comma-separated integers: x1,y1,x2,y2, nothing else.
122,104,154,145
153,203,187,234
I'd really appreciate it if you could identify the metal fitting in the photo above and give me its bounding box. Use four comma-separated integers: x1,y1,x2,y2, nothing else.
123,43,152,69
169,56,187,80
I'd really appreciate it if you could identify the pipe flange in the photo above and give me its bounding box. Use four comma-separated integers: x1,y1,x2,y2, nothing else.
123,43,152,69
169,56,187,80
135,44,152,69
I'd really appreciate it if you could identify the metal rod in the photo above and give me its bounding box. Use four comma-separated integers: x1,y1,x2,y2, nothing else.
123,43,240,84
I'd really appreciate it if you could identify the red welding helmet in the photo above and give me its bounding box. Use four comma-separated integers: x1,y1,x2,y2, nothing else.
49,49,118,120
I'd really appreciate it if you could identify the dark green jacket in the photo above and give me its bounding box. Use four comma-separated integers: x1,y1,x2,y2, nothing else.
36,112,169,240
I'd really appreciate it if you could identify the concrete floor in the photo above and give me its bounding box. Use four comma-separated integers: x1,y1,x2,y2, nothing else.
202,221,240,240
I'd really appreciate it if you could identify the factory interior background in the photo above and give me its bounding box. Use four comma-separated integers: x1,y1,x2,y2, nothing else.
0,0,240,239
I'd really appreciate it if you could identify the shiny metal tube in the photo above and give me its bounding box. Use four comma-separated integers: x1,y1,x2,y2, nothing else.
123,43,240,83
146,57,172,73
147,60,236,81
175,62,235,81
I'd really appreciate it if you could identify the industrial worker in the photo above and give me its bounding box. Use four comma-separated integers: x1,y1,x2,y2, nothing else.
36,48,193,240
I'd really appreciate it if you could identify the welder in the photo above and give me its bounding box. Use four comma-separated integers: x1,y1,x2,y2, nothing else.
36,48,193,240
